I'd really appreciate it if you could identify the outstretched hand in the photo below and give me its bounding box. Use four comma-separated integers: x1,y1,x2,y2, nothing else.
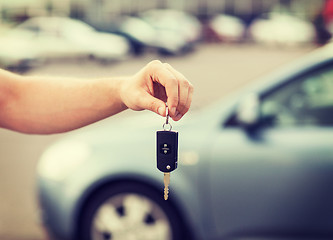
0,61,193,134
120,60,194,121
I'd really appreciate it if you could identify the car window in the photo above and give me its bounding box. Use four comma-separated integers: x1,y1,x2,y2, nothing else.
261,64,333,127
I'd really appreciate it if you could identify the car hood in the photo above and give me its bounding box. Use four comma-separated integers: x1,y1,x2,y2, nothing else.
69,111,177,146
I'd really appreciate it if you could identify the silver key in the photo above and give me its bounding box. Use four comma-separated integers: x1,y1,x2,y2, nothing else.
164,172,170,200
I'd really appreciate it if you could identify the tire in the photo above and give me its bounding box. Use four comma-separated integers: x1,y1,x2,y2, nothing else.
77,181,187,240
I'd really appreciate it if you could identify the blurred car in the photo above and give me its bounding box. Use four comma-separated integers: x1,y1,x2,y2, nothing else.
0,17,130,70
37,43,333,240
139,9,202,54
207,14,246,43
104,10,202,55
250,13,316,47
113,16,157,55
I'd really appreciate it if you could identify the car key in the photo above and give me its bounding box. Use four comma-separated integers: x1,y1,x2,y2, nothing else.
156,106,178,200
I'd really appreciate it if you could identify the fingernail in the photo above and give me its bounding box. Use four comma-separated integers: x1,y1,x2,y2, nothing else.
171,107,177,116
158,106,165,116
174,112,183,121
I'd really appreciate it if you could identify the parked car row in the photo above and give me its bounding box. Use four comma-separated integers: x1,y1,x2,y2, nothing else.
0,10,203,71
0,10,320,71
206,12,317,46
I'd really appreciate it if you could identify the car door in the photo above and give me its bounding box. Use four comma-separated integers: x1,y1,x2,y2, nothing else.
209,63,333,239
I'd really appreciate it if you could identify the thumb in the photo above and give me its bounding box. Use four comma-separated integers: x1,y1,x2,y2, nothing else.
140,93,166,117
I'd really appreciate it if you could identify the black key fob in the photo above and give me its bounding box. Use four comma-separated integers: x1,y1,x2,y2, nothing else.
156,130,178,173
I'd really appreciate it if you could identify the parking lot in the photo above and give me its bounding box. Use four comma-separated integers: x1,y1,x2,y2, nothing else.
0,43,313,240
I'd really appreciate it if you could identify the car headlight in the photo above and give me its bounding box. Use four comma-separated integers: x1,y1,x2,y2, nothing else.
37,140,91,181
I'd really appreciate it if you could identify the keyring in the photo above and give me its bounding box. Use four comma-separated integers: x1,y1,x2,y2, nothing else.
163,105,172,131
163,122,172,131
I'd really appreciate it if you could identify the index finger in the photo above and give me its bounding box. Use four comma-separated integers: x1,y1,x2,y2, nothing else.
146,60,179,117
163,63,193,119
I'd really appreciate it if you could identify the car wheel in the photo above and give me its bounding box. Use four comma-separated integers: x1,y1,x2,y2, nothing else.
78,181,186,240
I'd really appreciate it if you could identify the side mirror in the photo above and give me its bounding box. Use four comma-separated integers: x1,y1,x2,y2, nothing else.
236,93,260,129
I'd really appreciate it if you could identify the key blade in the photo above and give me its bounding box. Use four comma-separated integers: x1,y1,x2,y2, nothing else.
164,172,170,185
164,186,169,200
164,172,170,200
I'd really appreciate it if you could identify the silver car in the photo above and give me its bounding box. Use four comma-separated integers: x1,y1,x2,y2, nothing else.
0,17,130,70
37,43,333,240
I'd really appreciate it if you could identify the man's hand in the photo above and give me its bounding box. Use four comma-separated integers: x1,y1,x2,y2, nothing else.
0,61,193,134
120,60,194,121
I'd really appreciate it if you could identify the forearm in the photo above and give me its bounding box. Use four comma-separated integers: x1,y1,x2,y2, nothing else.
0,71,127,134
0,60,193,134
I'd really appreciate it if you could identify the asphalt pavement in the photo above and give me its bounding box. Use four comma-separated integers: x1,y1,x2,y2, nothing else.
0,43,314,240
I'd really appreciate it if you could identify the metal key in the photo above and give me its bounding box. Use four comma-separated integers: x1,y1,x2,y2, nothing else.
157,106,178,200
164,172,170,200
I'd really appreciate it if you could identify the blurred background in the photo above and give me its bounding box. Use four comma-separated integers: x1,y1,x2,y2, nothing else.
0,0,332,240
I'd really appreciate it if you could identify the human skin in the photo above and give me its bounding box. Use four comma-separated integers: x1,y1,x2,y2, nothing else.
0,60,193,134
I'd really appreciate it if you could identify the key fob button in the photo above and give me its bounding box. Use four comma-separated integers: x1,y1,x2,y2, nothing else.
160,143,171,154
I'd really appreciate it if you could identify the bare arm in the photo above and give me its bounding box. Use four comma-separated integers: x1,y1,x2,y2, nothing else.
0,60,193,134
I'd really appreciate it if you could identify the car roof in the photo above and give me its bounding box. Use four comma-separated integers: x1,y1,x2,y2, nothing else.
18,16,95,33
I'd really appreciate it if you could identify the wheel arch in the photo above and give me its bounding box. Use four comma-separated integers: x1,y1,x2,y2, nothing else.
72,174,197,240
